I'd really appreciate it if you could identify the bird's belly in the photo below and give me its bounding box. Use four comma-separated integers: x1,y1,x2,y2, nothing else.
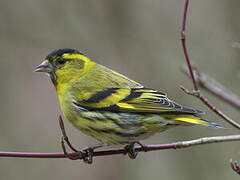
64,108,169,145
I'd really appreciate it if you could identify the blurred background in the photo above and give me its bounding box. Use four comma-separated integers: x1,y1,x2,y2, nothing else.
0,0,240,179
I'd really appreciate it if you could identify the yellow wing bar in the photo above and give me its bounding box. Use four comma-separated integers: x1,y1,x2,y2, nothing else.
73,87,203,114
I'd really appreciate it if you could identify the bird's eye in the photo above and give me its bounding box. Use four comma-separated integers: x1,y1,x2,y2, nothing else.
56,58,66,65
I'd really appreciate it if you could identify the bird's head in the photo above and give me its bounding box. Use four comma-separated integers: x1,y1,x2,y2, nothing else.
35,48,95,85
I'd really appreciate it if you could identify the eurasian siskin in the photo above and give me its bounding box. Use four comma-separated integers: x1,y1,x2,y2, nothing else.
35,48,221,161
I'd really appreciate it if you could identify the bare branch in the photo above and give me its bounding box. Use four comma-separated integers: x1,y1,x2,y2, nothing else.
182,67,240,110
180,86,240,129
180,1,240,174
180,0,240,130
181,0,198,91
0,134,239,159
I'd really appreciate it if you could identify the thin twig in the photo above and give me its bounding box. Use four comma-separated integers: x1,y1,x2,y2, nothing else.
180,0,240,175
180,86,240,129
180,0,240,130
182,67,240,110
181,0,198,91
0,134,239,159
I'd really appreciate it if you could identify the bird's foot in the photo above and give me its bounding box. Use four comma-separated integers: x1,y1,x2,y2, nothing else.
59,115,103,164
61,136,102,164
80,144,103,164
124,141,147,159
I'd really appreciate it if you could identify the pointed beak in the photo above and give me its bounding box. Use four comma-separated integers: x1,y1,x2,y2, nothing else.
34,60,53,73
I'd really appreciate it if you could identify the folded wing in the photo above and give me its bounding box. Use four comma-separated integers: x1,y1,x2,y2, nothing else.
72,87,203,115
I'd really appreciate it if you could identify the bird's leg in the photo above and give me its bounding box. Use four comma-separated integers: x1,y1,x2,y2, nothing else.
61,137,103,163
59,115,78,152
61,136,80,160
124,141,147,159
59,115,103,164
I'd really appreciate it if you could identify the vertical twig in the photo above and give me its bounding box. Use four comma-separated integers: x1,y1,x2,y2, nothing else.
181,0,198,91
180,0,240,175
180,0,240,130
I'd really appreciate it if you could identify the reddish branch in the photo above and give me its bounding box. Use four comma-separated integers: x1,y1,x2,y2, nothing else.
183,68,240,110
181,0,198,91
0,134,240,159
180,86,240,129
179,0,240,175
0,0,239,169
179,0,240,130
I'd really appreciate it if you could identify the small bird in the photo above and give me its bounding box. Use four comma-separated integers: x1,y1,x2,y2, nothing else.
35,48,221,163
